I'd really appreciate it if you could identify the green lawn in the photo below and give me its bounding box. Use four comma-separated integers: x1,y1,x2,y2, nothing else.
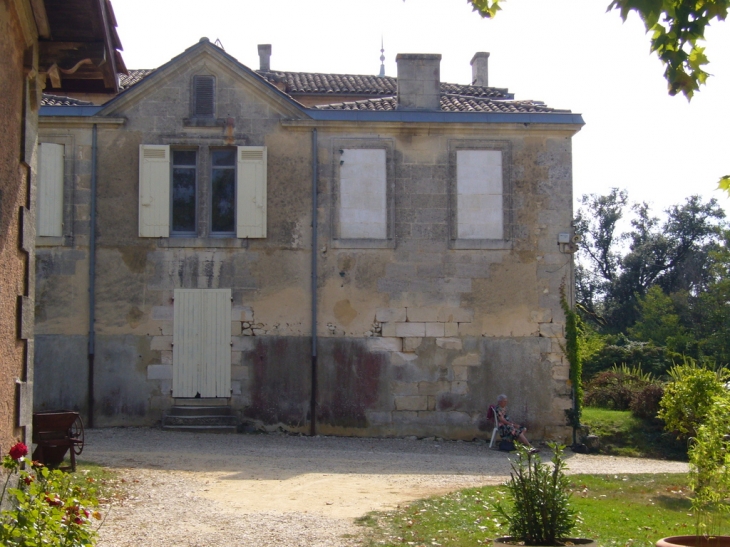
358,474,704,547
582,407,686,460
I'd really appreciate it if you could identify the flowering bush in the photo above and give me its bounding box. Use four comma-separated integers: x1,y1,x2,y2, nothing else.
1,442,101,546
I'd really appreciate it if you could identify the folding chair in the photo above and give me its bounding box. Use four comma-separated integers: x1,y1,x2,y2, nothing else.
488,404,501,448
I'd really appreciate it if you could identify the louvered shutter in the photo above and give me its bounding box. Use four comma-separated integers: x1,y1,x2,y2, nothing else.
193,76,215,118
236,146,267,238
139,145,170,237
37,143,64,237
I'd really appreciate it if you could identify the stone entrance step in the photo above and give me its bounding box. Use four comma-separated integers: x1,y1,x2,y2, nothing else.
162,404,238,433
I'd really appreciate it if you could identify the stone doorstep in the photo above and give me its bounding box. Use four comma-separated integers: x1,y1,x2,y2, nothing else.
173,397,230,406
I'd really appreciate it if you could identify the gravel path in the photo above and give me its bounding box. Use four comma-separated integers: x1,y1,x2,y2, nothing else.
83,428,688,547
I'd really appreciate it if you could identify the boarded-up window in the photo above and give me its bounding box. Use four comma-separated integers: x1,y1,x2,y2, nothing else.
139,145,170,237
456,150,503,239
236,146,267,238
172,288,231,398
193,76,215,118
37,143,64,237
339,149,387,239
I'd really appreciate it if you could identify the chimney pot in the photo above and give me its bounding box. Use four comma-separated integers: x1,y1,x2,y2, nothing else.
258,44,272,71
395,53,442,111
470,52,490,87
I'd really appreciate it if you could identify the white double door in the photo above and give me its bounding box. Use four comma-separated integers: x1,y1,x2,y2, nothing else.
172,289,231,398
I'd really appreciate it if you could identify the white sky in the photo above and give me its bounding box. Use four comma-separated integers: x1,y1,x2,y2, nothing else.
113,0,730,215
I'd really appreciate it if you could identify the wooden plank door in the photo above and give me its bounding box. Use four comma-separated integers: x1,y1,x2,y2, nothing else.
172,289,231,397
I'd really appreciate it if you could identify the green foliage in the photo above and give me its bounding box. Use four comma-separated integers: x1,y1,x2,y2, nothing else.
629,382,666,420
495,444,576,545
658,359,730,439
583,335,680,379
0,447,101,547
584,364,655,411
560,282,583,432
467,0,730,99
719,175,730,196
629,286,693,353
688,397,730,538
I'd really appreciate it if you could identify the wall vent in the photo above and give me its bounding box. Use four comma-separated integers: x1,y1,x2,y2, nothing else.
193,75,215,118
239,150,264,161
143,148,167,159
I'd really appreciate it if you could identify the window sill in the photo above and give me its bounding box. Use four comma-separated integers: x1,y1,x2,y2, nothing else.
331,238,395,249
158,237,248,249
36,236,72,247
449,239,512,250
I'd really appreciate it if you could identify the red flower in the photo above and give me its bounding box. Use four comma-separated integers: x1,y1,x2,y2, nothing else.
9,442,28,461
74,517,83,525
23,476,33,485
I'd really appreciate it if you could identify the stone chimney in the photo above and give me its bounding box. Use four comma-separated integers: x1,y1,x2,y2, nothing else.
396,53,441,111
258,44,272,71
471,52,489,87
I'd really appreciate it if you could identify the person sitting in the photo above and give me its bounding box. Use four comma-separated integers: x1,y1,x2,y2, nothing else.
494,394,539,453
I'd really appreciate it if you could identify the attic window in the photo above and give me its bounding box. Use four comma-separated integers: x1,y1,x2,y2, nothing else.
193,76,215,118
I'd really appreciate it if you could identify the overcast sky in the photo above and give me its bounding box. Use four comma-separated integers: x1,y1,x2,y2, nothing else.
112,0,730,216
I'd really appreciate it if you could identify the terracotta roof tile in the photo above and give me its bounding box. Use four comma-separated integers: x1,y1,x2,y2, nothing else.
256,70,513,99
40,94,95,106
312,94,569,113
119,69,155,90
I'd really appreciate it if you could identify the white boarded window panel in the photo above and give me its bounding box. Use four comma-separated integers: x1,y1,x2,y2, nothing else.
340,149,387,239
236,146,267,238
138,145,170,237
37,143,64,237
172,289,231,398
456,150,503,239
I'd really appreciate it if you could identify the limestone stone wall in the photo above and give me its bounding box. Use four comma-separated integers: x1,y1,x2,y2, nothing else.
34,45,578,441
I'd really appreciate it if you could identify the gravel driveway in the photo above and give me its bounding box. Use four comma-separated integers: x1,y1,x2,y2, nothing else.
83,428,688,547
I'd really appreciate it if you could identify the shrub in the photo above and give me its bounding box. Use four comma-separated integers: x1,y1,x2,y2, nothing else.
495,444,576,545
584,364,654,410
658,359,730,439
583,335,680,379
0,442,101,546
629,382,665,420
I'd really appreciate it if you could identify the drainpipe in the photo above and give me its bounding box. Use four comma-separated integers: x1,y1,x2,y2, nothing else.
87,124,98,428
310,128,318,436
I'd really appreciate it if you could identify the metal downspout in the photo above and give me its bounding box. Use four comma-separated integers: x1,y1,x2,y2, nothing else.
310,129,318,436
87,124,97,428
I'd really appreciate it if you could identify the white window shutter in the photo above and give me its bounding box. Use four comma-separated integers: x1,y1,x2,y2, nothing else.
236,146,267,238
37,143,64,237
139,145,170,237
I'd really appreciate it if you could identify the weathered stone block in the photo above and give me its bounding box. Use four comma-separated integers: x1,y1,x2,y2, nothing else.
444,322,458,337
366,411,393,425
452,353,480,366
151,336,172,351
161,322,173,336
530,309,553,323
396,322,426,337
233,305,254,322
425,322,445,337
452,381,469,395
231,365,249,380
539,322,564,337
392,352,419,365
381,322,397,337
392,410,419,424
453,365,469,381
417,381,450,396
403,337,423,352
151,306,173,320
436,338,462,350
147,364,172,380
150,395,173,410
367,337,402,352
376,307,407,322
161,350,173,365
552,364,570,380
437,308,474,323
231,351,243,365
232,337,255,351
406,307,439,322
252,328,266,336
395,396,428,411
392,381,419,395
231,321,242,336
231,381,242,396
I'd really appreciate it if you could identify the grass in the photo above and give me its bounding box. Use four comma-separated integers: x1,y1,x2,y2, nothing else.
582,407,687,460
358,473,704,547
66,460,128,507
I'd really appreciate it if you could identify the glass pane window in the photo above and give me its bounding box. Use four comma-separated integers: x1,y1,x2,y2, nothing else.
172,150,197,234
211,149,235,234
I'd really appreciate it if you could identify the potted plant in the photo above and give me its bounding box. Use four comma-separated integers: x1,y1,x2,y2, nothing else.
494,443,596,546
657,396,730,547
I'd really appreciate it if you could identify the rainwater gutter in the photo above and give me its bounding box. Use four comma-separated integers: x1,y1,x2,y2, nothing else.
310,128,318,436
87,124,97,428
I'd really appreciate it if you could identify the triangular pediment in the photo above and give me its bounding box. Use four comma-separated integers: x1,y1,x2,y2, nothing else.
98,39,309,119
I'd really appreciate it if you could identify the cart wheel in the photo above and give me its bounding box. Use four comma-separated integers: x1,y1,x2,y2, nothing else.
70,415,85,455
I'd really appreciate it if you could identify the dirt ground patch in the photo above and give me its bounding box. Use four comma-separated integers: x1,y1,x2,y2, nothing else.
83,428,688,546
